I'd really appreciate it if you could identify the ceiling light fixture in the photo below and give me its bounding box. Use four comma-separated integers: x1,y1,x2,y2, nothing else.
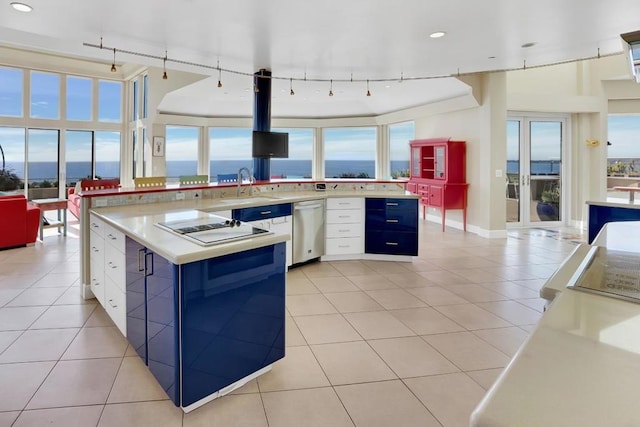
217,60,222,88
289,78,295,96
110,48,117,73
430,31,446,39
366,80,371,96
83,39,621,90
329,80,333,97
10,2,32,12
521,42,536,48
162,51,168,80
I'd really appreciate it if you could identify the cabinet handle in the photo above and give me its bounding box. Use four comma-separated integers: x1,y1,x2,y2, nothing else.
107,233,117,240
385,242,399,246
145,252,154,277
108,262,117,269
92,280,100,286
386,219,399,223
260,210,272,215
386,202,399,206
91,246,99,252
108,299,117,308
138,248,145,272
339,229,349,232
338,215,349,218
338,245,350,248
91,222,99,228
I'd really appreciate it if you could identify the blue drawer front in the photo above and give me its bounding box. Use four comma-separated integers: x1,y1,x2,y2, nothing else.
366,198,417,212
125,237,147,362
233,203,292,222
365,210,417,232
365,231,418,256
179,242,286,407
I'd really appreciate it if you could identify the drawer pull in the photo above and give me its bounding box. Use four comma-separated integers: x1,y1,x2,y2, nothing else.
338,245,350,248
339,229,350,232
107,234,117,240
260,210,272,215
338,215,349,218
108,299,118,308
91,246,99,252
386,202,399,206
108,262,118,269
385,242,399,246
386,219,399,223
91,223,99,228
92,280,100,286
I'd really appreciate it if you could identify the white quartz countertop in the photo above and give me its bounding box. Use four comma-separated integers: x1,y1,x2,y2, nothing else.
91,207,290,265
472,221,640,427
91,191,417,264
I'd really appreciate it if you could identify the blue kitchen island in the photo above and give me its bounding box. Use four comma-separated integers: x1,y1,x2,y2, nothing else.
91,208,288,412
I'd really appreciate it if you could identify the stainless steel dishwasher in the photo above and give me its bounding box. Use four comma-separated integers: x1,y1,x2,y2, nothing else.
293,199,325,264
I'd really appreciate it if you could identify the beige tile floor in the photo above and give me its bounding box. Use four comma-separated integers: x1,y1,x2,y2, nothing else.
0,216,584,426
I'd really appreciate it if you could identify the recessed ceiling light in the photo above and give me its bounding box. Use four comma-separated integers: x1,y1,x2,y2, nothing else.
521,42,536,48
10,2,32,12
429,31,446,39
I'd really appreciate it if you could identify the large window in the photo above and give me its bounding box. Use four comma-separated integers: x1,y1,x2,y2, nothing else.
608,115,640,177
28,129,60,200
324,127,377,178
0,67,23,117
95,131,121,179
132,80,138,121
209,128,252,181
0,127,25,193
142,75,148,119
66,76,92,121
166,126,199,178
30,71,60,119
271,128,313,179
66,130,93,185
389,121,414,179
98,80,122,122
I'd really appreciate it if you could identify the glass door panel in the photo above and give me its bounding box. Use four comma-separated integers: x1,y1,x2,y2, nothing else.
27,129,60,200
506,121,521,223
529,121,562,224
435,146,445,179
507,117,565,226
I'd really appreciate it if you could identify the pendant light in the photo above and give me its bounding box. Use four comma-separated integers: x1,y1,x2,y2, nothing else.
162,51,168,80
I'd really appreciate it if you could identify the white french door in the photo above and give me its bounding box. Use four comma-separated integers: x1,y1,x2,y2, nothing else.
507,115,567,227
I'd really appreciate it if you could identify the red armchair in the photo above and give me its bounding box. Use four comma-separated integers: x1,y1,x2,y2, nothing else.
0,195,41,249
67,179,120,219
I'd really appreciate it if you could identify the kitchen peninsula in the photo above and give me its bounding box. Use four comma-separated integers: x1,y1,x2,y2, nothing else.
471,221,640,426
81,180,419,411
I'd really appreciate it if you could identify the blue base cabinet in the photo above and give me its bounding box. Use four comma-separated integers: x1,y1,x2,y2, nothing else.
588,204,640,243
365,198,418,256
126,237,286,409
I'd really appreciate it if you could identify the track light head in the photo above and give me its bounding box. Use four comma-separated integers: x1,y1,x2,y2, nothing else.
217,80,222,88
110,48,117,72
366,80,371,96
329,79,334,97
217,65,222,88
289,78,294,95
162,51,168,80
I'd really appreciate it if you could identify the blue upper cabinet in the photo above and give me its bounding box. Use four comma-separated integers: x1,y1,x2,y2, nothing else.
365,198,418,256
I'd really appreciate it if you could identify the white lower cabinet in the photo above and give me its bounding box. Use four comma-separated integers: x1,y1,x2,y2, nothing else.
325,198,364,256
89,213,126,336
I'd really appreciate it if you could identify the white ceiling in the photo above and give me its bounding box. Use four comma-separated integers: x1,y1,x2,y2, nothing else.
1,0,640,118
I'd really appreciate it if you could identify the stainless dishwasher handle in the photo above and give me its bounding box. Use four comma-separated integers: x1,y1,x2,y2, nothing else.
294,204,323,210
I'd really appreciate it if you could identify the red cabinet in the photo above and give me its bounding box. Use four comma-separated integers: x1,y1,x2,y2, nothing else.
408,138,468,231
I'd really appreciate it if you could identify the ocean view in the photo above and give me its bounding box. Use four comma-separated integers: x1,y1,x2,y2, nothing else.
5,160,411,183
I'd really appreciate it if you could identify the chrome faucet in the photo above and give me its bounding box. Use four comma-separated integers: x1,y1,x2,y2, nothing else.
237,167,254,196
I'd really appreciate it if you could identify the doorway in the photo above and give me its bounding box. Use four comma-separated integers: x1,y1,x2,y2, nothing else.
507,116,567,227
